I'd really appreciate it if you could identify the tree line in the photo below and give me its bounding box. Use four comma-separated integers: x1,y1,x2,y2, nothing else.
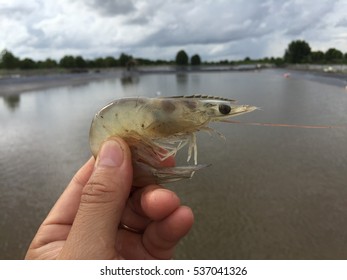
1,40,347,70
0,51,151,70
0,48,202,70
284,40,347,64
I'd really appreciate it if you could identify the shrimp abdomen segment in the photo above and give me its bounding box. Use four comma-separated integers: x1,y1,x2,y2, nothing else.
90,98,155,156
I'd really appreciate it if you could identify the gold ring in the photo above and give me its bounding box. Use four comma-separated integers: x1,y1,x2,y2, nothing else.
118,223,144,234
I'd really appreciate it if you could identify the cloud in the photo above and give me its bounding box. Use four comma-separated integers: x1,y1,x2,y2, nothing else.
336,17,347,28
281,1,335,36
136,1,273,47
0,0,40,16
0,0,346,61
83,0,136,16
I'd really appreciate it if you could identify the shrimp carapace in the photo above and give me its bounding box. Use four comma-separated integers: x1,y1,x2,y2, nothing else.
89,96,257,186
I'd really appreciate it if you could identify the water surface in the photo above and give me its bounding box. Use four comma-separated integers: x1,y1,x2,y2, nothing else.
1,69,347,259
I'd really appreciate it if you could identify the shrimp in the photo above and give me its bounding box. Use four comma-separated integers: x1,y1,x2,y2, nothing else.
89,95,257,186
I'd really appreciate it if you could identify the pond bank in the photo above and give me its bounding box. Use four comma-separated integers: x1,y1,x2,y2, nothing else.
1,65,347,97
0,69,123,97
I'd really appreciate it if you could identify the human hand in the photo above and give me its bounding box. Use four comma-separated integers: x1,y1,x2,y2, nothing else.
25,138,194,259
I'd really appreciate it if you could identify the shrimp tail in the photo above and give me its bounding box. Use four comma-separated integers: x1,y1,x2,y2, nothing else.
132,160,209,186
153,164,210,184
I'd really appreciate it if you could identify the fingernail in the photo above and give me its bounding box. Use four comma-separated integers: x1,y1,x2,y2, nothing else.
97,140,124,167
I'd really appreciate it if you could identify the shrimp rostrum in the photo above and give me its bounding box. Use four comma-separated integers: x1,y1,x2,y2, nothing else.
89,95,257,186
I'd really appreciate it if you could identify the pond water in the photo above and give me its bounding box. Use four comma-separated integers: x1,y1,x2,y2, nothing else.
1,69,347,259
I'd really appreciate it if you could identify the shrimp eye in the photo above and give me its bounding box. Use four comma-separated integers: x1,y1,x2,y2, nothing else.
218,104,231,115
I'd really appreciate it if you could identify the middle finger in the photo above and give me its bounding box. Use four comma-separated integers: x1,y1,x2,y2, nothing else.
120,185,181,232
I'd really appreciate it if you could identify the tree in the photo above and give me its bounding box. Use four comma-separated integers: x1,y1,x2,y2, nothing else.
273,57,285,66
311,51,325,63
219,59,229,65
42,58,58,68
0,49,19,69
104,56,118,67
93,57,105,68
20,58,37,69
190,54,201,65
175,50,188,65
59,55,76,68
119,53,133,67
284,40,311,63
75,56,87,68
325,48,343,62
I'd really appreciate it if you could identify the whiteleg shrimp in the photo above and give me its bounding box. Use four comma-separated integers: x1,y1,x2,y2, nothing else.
89,95,257,186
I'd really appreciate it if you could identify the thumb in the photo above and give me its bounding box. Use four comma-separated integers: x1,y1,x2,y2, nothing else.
59,138,133,259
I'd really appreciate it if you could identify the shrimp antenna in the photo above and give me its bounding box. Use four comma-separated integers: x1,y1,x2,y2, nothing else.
220,119,346,129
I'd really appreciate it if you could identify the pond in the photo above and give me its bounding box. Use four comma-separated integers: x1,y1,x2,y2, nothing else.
1,69,347,259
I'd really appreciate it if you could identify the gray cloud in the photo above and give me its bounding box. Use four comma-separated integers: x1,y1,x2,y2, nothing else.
336,17,347,27
283,1,335,36
0,3,39,16
137,0,273,47
83,0,136,16
1,0,346,61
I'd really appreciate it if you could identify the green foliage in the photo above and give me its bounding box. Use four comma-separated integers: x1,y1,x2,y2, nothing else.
104,56,118,67
93,57,106,67
119,53,133,67
1,41,347,72
42,58,58,68
20,58,37,69
1,49,19,69
284,40,311,63
190,54,201,65
75,56,87,68
273,57,285,66
325,48,343,62
59,55,76,68
311,51,325,63
175,50,188,65
136,58,153,65
218,59,230,64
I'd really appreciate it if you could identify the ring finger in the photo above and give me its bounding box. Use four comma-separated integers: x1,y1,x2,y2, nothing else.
119,185,181,233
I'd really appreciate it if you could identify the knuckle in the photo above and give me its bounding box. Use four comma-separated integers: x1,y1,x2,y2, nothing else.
81,177,117,204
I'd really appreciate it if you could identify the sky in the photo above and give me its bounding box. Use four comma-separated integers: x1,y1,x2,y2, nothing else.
1,0,347,62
